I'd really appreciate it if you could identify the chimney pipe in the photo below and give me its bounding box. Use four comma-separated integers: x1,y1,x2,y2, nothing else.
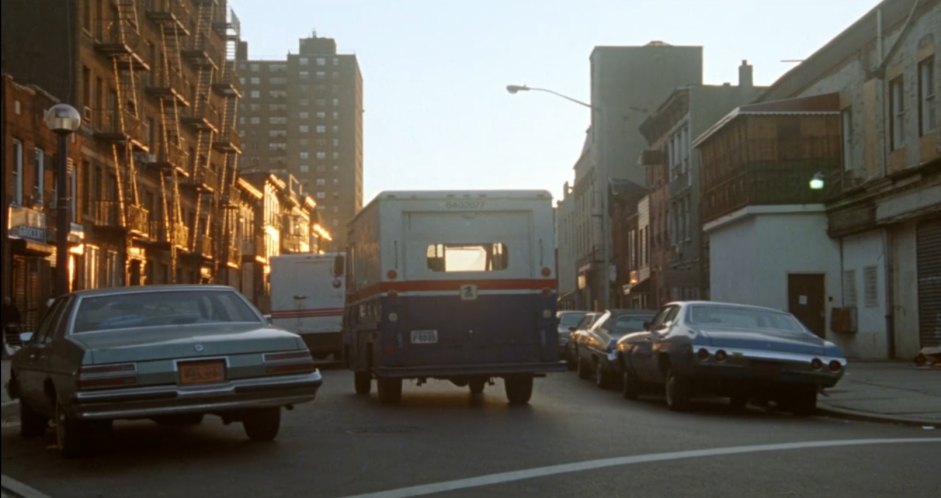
739,59,753,88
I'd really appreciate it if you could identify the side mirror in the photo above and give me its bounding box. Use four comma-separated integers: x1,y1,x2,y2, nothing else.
263,314,273,325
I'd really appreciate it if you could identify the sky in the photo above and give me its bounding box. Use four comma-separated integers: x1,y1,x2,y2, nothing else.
228,0,882,203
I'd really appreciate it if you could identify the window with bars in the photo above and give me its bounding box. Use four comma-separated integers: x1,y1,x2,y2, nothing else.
864,265,878,308
889,76,905,150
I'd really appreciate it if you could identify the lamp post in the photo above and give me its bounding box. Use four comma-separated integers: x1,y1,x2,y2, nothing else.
506,84,611,310
44,104,82,296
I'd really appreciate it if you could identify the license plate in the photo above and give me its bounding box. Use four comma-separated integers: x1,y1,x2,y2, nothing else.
411,330,438,344
179,360,225,385
753,362,781,378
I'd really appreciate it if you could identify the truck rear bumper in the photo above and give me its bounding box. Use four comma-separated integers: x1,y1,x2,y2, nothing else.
374,361,566,378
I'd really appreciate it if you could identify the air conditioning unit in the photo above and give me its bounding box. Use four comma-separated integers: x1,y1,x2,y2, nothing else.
830,307,857,334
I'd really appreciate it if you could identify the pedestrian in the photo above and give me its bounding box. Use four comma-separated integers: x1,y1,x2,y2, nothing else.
2,296,23,354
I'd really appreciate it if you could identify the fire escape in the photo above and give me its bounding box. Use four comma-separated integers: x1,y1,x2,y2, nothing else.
92,0,151,282
181,0,219,271
144,0,192,282
212,7,243,281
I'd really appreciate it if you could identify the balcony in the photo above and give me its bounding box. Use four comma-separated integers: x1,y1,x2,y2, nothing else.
222,189,241,209
145,142,189,175
145,69,189,105
239,234,266,260
213,61,241,97
282,233,307,253
144,0,191,33
126,204,150,237
195,234,213,258
93,18,149,71
181,103,220,132
148,220,169,244
186,165,219,192
173,222,190,250
92,106,150,147
7,206,47,243
225,244,240,267
702,161,837,223
87,200,119,228
213,126,241,154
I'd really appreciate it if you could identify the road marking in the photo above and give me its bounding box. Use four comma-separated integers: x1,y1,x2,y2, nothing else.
340,438,941,498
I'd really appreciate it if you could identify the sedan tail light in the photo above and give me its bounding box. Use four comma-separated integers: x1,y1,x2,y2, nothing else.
76,363,138,390
264,350,316,375
811,358,824,370
697,348,710,361
828,360,843,372
714,350,728,362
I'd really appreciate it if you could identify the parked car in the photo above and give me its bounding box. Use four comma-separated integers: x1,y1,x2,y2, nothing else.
5,285,323,457
573,309,656,387
615,300,846,415
556,310,587,357
563,311,601,369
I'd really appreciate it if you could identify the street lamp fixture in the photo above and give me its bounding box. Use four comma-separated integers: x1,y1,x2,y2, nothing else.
809,171,825,190
44,103,82,296
506,82,611,310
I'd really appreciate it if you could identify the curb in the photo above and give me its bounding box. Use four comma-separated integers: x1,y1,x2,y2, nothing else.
1,475,51,498
817,403,940,428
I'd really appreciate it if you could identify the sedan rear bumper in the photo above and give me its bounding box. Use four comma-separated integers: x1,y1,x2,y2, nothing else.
69,371,323,420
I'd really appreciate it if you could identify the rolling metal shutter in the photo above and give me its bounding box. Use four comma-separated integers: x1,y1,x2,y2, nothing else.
917,219,941,348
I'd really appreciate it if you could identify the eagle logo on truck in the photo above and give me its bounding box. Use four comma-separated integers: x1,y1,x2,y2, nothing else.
460,284,479,300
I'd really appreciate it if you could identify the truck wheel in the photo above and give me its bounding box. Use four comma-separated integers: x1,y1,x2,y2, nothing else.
377,378,402,404
504,374,533,405
354,371,372,395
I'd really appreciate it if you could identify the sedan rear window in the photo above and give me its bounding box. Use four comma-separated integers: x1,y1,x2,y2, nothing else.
73,290,262,333
688,305,804,333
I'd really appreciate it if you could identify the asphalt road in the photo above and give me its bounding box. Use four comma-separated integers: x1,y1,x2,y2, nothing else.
2,367,939,498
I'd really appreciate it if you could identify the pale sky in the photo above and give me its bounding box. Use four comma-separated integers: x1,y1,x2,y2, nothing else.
228,0,881,202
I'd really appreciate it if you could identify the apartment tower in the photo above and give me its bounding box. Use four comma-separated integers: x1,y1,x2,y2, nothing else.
237,35,363,249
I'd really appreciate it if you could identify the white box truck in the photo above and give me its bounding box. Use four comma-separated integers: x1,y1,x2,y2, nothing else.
344,190,565,404
269,252,346,360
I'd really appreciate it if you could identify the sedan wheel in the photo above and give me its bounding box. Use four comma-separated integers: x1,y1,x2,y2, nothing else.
622,368,640,400
243,407,281,441
354,371,372,395
576,355,591,380
595,361,612,389
19,399,48,438
55,397,88,457
664,369,692,412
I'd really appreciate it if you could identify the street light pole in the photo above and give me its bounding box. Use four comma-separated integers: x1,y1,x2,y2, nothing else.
506,83,610,310
44,104,82,296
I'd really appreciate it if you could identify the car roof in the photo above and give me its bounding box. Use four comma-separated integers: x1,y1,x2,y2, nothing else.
69,285,237,298
665,300,788,314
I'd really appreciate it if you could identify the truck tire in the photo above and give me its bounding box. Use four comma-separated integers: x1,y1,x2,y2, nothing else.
354,371,371,395
504,374,533,405
377,378,402,404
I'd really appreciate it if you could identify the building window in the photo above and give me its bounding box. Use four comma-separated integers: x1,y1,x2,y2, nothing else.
299,125,309,133
299,111,309,119
316,152,326,159
299,71,309,79
843,269,857,306
841,107,853,170
864,265,878,308
250,117,260,124
316,179,326,186
12,140,24,206
85,245,100,289
299,165,309,173
299,57,309,66
889,76,904,150
250,77,260,85
316,125,326,133
299,152,309,160
316,57,326,66
33,148,44,207
250,90,260,99
919,57,936,136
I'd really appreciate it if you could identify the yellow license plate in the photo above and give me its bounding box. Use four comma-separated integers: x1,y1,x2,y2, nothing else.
179,360,225,385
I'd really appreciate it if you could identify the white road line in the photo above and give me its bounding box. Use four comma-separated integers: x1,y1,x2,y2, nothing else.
341,438,941,498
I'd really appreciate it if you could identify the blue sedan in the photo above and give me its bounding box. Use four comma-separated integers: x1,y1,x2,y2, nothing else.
615,301,846,415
